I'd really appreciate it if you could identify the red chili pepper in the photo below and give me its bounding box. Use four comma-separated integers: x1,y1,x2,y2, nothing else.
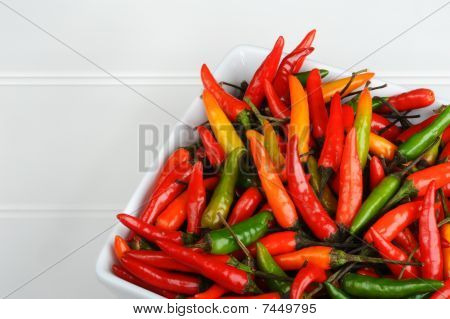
244,36,284,108
156,240,259,294
336,128,363,229
248,231,298,256
419,181,444,280
356,267,379,278
318,93,344,190
440,141,450,161
287,135,339,241
193,284,228,299
290,263,327,299
112,264,180,299
273,46,314,103
431,279,450,299
263,79,290,119
125,250,195,273
371,113,402,141
395,114,438,143
442,126,450,145
404,162,450,197
369,156,385,190
114,235,130,260
118,214,192,245
139,161,192,225
186,162,206,235
342,104,354,133
306,68,329,143
121,255,201,295
227,187,263,225
377,88,435,113
369,228,419,278
200,64,249,121
197,126,225,166
394,228,422,261
329,170,340,194
153,148,191,192
222,292,281,299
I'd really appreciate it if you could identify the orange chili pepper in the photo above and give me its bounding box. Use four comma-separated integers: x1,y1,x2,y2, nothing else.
288,75,310,159
247,130,298,229
441,223,450,280
114,235,130,260
321,72,374,103
369,132,397,161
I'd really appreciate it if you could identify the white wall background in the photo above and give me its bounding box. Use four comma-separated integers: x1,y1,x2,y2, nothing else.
0,0,449,298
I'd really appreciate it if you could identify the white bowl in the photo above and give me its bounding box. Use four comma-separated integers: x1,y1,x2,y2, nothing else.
96,45,447,298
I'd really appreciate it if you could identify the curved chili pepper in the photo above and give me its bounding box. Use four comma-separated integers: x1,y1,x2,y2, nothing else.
287,135,339,240
356,267,379,278
202,211,273,255
318,93,344,190
244,36,284,107
430,279,450,299
369,228,419,278
117,214,193,245
442,223,450,280
306,68,329,143
114,235,130,260
197,126,225,166
324,282,350,299
201,64,250,127
153,148,190,192
396,114,438,143
364,201,422,243
306,155,337,215
290,263,327,299
139,160,192,225
295,69,328,86
385,162,450,209
321,72,374,103
369,156,385,190
418,135,441,168
186,162,206,235
439,141,450,161
272,30,316,102
112,264,180,299
247,131,298,229
274,246,400,270
203,89,244,154
336,128,363,229
369,132,397,160
263,79,290,119
394,228,422,261
156,240,260,294
193,284,228,299
342,104,355,133
256,242,291,296
125,250,194,273
289,75,310,158
341,273,443,298
354,88,372,168
375,88,435,113
396,106,450,163
201,147,246,229
371,113,402,141
419,181,443,280
121,255,201,295
228,187,263,225
262,120,285,173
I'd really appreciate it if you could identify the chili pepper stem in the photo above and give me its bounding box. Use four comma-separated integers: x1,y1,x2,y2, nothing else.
219,81,244,92
332,250,422,267
318,166,334,196
398,246,419,280
438,188,450,218
340,69,368,96
345,83,388,98
236,110,251,131
438,217,450,228
377,97,412,129
303,283,324,299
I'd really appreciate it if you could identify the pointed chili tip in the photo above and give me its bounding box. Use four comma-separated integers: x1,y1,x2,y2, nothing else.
275,35,285,46
116,213,127,221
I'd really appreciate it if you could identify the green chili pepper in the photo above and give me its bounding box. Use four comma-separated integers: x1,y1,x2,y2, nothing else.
306,156,337,215
295,69,329,86
407,292,432,299
341,273,443,298
348,95,385,112
236,154,260,189
396,106,450,163
256,242,291,297
203,211,273,254
354,89,372,168
349,174,402,235
324,282,350,299
201,147,246,229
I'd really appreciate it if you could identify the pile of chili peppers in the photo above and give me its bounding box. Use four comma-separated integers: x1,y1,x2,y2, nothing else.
112,30,450,299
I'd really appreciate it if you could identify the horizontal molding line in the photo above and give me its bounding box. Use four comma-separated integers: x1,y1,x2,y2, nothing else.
0,74,449,86
0,208,117,219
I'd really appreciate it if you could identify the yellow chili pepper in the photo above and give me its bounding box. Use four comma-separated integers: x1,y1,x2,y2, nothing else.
322,72,374,102
355,88,372,168
288,75,309,160
203,89,244,154
246,129,265,144
263,121,285,172
369,132,397,161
